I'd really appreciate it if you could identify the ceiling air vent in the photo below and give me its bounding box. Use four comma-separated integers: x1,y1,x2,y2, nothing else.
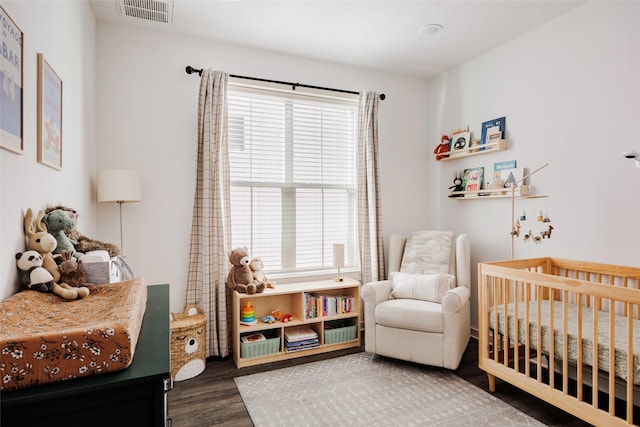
117,0,174,24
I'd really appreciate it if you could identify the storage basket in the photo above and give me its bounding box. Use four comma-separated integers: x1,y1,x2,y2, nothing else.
324,324,356,345
240,333,280,359
170,304,206,381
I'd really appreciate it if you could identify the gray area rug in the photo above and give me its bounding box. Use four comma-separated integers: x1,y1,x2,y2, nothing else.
235,352,545,426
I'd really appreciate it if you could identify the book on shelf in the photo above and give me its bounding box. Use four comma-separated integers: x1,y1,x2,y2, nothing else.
493,160,516,182
304,293,355,319
241,333,266,343
500,167,524,189
285,341,320,353
480,117,505,150
449,126,470,156
284,327,318,342
461,167,484,195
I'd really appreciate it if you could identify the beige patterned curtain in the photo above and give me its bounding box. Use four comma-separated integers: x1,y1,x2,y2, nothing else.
185,69,232,358
357,92,385,284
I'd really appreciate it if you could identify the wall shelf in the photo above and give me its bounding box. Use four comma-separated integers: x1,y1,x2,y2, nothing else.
436,139,507,161
448,187,547,200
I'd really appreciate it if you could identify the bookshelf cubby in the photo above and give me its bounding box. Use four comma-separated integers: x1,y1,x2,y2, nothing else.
232,278,361,368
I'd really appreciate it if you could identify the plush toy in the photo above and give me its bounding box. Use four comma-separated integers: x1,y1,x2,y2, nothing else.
226,247,265,294
249,257,275,289
448,170,464,197
15,250,86,299
23,208,89,299
59,250,87,288
271,309,283,321
45,205,121,257
42,209,81,259
434,135,450,160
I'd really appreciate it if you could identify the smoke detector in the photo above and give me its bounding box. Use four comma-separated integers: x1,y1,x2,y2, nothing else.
118,0,175,24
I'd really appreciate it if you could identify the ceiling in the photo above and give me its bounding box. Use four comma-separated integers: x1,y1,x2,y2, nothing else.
90,0,587,79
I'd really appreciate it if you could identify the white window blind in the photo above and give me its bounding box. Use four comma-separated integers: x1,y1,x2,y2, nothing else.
228,84,358,276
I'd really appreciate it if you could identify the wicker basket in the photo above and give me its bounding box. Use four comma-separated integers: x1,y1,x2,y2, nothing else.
170,304,207,381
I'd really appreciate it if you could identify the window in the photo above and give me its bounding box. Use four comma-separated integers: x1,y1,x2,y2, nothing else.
228,84,358,276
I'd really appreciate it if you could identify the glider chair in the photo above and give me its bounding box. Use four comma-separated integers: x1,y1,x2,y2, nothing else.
361,230,471,369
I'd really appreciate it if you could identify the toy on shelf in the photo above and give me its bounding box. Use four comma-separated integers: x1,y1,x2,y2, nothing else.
281,313,293,323
434,135,450,160
240,300,258,325
262,315,275,324
448,171,464,197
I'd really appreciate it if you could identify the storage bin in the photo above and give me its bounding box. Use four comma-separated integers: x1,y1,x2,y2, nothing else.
324,324,357,345
170,305,207,381
240,334,280,359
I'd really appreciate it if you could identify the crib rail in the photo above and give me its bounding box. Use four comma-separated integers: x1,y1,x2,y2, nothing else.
478,258,640,427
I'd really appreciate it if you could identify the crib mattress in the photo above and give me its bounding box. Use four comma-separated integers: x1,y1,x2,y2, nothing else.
489,300,640,385
0,278,147,391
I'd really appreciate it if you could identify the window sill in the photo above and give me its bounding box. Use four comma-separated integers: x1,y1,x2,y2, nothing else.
269,267,360,285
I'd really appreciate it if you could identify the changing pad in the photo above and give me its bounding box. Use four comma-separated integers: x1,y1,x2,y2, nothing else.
0,278,147,391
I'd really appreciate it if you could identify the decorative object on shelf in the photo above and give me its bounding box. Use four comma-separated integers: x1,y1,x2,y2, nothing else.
97,169,142,254
434,135,450,160
261,315,275,323
249,257,275,288
271,309,283,321
500,167,524,189
493,160,516,181
0,6,23,154
240,300,258,325
480,116,505,150
225,246,264,294
450,126,470,157
333,243,345,282
37,53,63,170
448,171,464,197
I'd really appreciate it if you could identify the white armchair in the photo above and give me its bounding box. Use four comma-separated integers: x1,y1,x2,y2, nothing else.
361,231,471,369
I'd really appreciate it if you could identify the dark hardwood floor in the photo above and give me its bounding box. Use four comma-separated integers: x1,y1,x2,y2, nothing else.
168,338,600,427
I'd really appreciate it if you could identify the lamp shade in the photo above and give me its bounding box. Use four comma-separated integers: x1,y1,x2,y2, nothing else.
97,169,142,203
333,243,345,268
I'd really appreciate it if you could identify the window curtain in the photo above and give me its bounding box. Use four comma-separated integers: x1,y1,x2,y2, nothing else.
357,91,385,284
185,69,232,358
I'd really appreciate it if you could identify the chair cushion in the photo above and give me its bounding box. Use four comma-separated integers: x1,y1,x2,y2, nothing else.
374,299,443,333
391,272,455,303
400,230,454,274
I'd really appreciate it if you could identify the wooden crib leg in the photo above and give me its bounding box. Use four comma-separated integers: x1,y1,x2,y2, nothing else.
487,373,496,392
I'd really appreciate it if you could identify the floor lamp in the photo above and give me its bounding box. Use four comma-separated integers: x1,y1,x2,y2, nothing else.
97,169,142,254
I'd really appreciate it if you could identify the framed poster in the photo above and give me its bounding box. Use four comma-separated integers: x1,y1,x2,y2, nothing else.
37,53,62,170
0,5,24,154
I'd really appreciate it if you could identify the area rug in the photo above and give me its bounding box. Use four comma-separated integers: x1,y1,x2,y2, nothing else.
235,352,545,426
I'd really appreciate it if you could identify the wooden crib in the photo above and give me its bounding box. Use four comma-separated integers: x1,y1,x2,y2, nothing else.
478,258,640,427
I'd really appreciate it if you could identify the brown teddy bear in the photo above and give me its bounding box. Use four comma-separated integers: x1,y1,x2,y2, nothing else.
226,247,264,295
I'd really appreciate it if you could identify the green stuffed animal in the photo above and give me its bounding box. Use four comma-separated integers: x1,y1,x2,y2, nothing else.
42,209,82,259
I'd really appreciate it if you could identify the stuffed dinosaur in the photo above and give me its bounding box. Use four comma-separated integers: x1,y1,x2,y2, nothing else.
42,209,81,259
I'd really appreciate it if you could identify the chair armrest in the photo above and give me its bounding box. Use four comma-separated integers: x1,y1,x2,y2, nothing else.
442,286,470,313
361,280,393,306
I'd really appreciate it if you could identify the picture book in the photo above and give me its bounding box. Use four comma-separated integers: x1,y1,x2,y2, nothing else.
500,167,524,189
480,117,506,149
284,327,318,342
450,126,470,156
461,167,484,194
493,160,516,182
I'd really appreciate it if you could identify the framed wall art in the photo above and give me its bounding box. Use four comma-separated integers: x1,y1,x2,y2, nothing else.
37,53,63,170
0,5,24,154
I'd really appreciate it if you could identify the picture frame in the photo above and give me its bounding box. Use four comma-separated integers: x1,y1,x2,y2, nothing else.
37,53,63,170
0,5,24,154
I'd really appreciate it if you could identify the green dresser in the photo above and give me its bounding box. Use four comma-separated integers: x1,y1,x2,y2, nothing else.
1,284,171,427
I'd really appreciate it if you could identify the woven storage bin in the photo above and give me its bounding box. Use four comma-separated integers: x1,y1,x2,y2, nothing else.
324,325,356,345
240,334,280,359
170,304,206,382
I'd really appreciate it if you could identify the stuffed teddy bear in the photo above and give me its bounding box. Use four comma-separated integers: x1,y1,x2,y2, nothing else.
249,257,275,288
45,205,121,257
42,209,81,259
15,250,87,299
226,247,264,295
23,208,89,299
59,250,87,288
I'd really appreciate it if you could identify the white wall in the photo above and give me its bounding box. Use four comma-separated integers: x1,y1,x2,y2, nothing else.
94,23,430,312
428,1,640,333
0,1,96,300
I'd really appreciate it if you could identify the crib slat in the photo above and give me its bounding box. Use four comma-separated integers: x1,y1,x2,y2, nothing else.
592,299,599,410
549,289,555,390
525,282,531,378
609,303,615,416
562,291,569,395
627,303,633,425
537,290,543,384
576,296,583,402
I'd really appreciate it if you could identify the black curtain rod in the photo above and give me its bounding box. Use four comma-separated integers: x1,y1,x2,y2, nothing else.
185,66,385,100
